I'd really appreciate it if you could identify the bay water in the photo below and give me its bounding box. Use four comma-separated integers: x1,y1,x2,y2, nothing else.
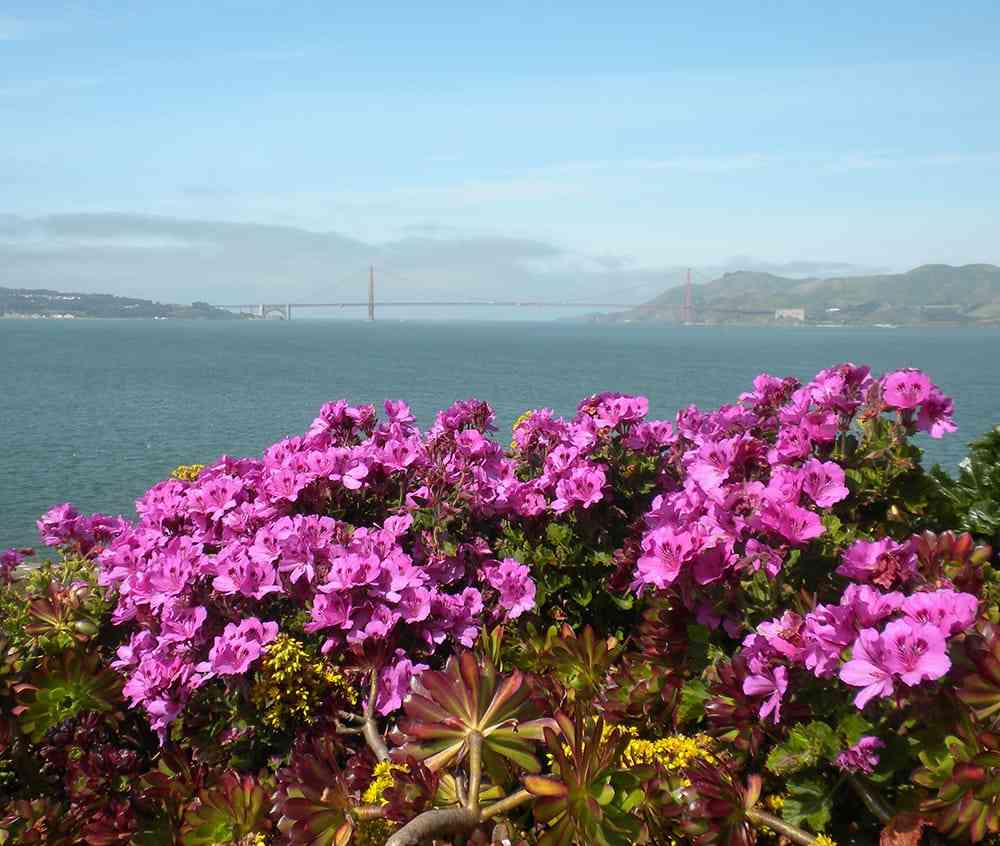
2,319,998,550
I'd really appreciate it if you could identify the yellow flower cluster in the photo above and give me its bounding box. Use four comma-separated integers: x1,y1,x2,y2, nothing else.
361,760,408,806
249,635,356,729
170,463,205,482
815,835,837,846
764,793,786,812
621,732,717,771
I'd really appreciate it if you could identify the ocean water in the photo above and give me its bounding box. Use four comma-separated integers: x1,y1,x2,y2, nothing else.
2,319,998,549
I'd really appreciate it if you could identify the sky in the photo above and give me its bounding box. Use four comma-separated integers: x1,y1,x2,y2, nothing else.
2,1,999,304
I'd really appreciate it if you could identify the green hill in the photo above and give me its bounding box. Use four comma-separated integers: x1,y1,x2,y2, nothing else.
0,286,238,320
606,263,1000,325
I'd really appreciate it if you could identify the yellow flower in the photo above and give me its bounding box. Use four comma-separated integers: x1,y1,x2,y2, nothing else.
361,760,408,806
170,463,205,482
621,733,717,770
815,835,837,846
764,793,786,811
249,634,356,728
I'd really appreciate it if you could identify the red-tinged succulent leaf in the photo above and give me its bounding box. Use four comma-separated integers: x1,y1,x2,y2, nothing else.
524,775,569,798
959,632,1000,720
395,651,552,774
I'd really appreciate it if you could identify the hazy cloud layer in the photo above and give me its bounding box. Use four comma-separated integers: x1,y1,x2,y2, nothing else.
0,213,878,307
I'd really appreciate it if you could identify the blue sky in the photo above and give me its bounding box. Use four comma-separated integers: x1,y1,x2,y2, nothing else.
2,0,999,300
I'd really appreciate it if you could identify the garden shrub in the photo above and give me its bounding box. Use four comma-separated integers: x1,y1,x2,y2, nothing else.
1,363,998,846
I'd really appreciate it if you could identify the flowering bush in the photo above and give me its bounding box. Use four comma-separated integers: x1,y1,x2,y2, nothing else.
2,363,999,846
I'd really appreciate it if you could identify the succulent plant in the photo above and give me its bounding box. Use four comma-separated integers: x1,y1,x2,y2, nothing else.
910,530,993,594
181,770,272,846
915,722,1000,842
25,580,102,652
958,628,1000,720
395,651,553,774
703,656,768,756
534,625,620,700
12,651,122,742
678,760,763,846
524,711,645,846
272,734,356,846
0,797,77,846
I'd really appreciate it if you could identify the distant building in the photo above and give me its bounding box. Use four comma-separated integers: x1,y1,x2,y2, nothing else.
774,308,806,322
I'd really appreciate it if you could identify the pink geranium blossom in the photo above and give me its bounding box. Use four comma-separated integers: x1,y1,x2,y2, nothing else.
840,628,896,708
836,736,885,774
742,665,788,723
882,369,933,409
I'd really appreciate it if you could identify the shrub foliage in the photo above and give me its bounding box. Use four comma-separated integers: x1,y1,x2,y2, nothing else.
2,363,999,846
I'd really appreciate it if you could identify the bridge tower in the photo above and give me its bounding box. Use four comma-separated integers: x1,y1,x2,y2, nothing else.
682,268,693,324
368,265,375,321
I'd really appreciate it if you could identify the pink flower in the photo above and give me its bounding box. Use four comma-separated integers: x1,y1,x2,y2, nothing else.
377,652,429,714
901,589,977,636
837,538,917,589
636,526,696,588
917,389,957,439
757,612,806,662
801,458,850,508
882,369,932,410
482,558,536,619
881,618,951,685
197,617,278,678
840,628,896,708
551,465,606,513
836,736,884,774
742,665,788,723
760,502,825,545
211,546,282,600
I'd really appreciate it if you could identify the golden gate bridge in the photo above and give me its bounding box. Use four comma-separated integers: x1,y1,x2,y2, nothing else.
216,265,706,322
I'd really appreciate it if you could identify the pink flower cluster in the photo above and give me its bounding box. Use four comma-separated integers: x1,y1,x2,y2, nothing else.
628,364,956,633
34,364,957,739
0,547,31,583
882,368,957,438
630,365,872,628
93,398,545,735
37,503,127,555
741,540,978,720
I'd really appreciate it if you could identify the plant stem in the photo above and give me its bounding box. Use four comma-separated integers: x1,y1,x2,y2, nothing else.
847,773,893,824
363,670,391,762
466,732,483,812
384,807,480,846
481,789,533,820
746,808,818,846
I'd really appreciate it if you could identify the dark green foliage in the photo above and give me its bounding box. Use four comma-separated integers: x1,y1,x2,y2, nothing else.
933,425,1000,543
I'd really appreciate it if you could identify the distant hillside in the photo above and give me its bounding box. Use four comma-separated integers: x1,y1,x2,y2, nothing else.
601,264,1000,325
0,286,238,320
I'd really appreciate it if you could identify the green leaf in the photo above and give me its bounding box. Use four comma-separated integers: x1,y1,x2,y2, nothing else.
677,679,711,726
766,722,840,777
836,713,873,746
783,777,832,832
